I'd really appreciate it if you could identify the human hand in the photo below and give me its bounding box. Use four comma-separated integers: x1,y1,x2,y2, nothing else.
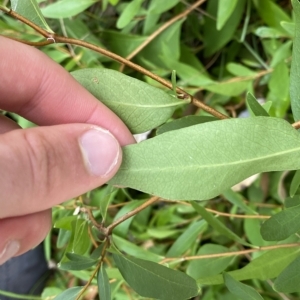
0,36,135,265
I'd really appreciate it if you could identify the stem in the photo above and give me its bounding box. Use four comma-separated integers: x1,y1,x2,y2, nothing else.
160,242,300,264
0,7,228,120
292,120,300,129
106,196,159,235
75,239,109,300
0,290,42,300
120,0,207,71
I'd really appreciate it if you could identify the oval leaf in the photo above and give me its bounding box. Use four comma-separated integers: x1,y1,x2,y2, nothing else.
54,287,82,300
98,265,111,300
261,204,300,241
273,255,300,293
224,273,264,300
113,254,199,300
11,0,53,33
110,117,300,200
217,0,238,30
246,92,269,117
72,69,183,134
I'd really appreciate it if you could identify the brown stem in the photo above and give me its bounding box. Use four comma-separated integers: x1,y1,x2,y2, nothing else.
105,196,159,235
160,242,300,264
292,120,300,129
119,0,207,71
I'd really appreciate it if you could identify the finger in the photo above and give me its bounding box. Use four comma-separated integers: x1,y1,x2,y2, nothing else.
0,210,51,265
0,123,122,218
0,36,135,146
0,114,20,134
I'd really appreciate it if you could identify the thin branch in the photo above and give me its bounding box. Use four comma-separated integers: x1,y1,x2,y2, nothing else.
119,0,207,71
106,196,159,235
292,120,300,129
160,242,300,264
0,7,228,120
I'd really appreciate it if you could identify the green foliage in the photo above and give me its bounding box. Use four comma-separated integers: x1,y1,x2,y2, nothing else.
3,0,300,299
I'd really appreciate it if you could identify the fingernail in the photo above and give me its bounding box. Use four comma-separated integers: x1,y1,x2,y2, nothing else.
0,240,20,265
79,128,120,176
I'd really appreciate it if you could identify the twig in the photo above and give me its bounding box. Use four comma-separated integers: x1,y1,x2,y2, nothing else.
105,196,159,235
119,0,207,71
160,242,300,264
292,120,300,129
0,6,228,120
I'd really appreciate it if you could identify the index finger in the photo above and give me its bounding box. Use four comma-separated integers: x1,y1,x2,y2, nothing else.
0,36,135,145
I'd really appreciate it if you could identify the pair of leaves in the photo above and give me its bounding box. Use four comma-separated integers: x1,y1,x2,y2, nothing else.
110,117,300,201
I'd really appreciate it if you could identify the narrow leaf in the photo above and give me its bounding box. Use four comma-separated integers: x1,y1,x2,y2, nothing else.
290,0,300,121
11,0,53,33
261,204,300,241
197,247,300,285
72,69,183,134
98,265,111,300
191,202,251,246
224,273,264,300
217,0,238,30
274,255,300,293
59,254,97,271
290,170,300,197
116,0,144,29
111,117,300,201
113,254,199,300
72,219,90,255
54,287,82,300
156,116,217,135
246,93,269,117
41,0,97,19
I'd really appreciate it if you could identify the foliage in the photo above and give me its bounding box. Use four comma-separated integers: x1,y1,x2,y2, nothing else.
1,0,300,299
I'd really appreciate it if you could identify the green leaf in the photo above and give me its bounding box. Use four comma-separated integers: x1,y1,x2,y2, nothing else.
246,92,269,117
260,204,300,241
191,202,251,246
110,117,300,201
197,247,300,285
285,195,300,208
156,116,217,135
72,219,90,255
273,255,300,293
223,273,264,300
99,186,117,221
187,244,235,279
59,254,97,271
10,0,53,33
217,0,238,30
254,26,286,38
54,216,78,230
41,0,97,19
167,220,207,257
290,170,300,197
205,79,251,96
226,63,257,77
72,69,183,134
116,0,144,29
290,0,300,121
113,254,199,300
54,287,82,300
98,265,111,300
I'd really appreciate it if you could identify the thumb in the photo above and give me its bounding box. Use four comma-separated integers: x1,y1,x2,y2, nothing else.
0,124,122,219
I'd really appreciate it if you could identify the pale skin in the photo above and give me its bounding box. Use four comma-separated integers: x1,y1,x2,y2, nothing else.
0,36,135,264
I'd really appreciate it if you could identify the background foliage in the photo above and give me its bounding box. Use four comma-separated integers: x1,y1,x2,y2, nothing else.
1,0,300,299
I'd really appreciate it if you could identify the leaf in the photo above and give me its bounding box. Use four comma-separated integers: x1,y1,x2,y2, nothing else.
110,117,300,201
226,63,257,77
116,0,144,29
290,0,300,121
260,204,300,241
246,93,269,117
290,170,300,197
54,287,82,300
205,79,251,96
10,0,53,33
273,255,300,293
98,265,111,300
156,116,217,135
166,220,207,257
41,0,97,19
99,186,117,221
113,254,199,300
72,219,90,255
59,254,97,271
217,0,238,30
187,244,235,279
197,247,300,285
54,216,78,230
223,273,264,300
285,195,300,208
72,69,183,134
191,202,251,247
